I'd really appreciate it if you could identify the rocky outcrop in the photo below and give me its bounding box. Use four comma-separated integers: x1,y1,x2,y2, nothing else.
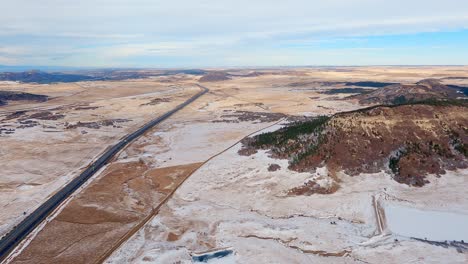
350,79,466,105
199,72,231,82
0,91,48,105
240,101,468,186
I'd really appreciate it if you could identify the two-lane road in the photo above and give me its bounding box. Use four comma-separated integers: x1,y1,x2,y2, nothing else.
0,85,209,262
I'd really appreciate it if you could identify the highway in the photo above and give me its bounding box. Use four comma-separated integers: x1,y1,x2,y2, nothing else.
0,85,209,262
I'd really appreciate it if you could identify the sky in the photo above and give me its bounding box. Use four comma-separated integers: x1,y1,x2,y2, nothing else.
1,0,468,68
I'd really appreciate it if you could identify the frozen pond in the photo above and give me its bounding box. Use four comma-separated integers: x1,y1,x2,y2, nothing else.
386,204,468,242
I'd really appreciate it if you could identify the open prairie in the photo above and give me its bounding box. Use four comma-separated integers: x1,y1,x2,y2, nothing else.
1,66,468,263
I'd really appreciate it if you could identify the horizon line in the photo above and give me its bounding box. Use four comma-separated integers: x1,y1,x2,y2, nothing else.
1,64,468,72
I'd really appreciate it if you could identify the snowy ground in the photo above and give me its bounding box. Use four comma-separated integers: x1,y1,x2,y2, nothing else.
0,82,198,238
107,135,468,263
5,68,468,263
5,81,290,263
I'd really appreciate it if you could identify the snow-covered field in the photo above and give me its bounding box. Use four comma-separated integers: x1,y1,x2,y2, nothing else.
0,82,198,238
4,68,468,263
107,133,468,263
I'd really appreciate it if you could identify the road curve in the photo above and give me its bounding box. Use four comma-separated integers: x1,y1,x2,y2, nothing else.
0,85,209,262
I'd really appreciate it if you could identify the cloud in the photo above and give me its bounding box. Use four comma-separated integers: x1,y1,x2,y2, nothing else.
0,46,31,56
1,0,467,66
0,56,19,65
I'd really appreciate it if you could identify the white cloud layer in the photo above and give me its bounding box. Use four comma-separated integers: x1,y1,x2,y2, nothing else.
1,0,467,66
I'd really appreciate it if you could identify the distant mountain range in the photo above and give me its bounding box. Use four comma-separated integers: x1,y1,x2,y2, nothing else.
0,69,207,84
0,71,95,84
0,65,84,73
